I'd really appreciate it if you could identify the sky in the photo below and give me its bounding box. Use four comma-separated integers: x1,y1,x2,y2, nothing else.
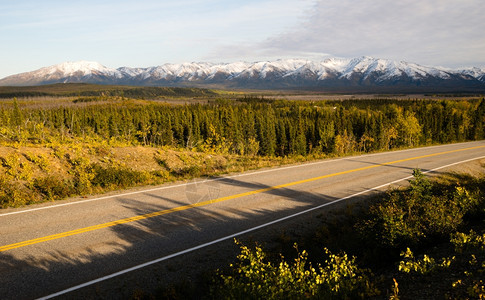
1,0,484,78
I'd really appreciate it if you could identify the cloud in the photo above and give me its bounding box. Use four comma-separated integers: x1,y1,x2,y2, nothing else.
1,0,483,79
210,0,485,67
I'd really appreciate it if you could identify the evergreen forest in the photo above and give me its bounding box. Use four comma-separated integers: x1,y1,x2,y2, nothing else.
1,97,484,156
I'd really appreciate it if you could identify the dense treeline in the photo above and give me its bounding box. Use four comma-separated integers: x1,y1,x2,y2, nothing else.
1,97,483,156
0,84,217,99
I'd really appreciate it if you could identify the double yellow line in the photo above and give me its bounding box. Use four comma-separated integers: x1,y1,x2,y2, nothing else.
1,145,484,253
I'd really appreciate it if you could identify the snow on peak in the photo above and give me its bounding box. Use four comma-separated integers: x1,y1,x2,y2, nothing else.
43,61,107,75
1,57,484,87
112,58,485,83
460,67,485,78
38,60,125,79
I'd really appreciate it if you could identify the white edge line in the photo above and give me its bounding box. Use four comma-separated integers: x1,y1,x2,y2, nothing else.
37,155,485,300
2,141,483,217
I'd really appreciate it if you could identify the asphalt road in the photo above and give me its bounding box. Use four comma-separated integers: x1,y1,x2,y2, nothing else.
1,141,484,299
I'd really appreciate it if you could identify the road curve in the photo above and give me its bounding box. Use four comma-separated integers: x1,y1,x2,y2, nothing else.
1,141,484,299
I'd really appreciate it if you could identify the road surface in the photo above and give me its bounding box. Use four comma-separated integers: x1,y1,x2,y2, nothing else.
1,141,484,299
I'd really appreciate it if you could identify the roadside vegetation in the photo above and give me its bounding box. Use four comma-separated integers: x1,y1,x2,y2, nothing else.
160,165,485,299
0,91,484,208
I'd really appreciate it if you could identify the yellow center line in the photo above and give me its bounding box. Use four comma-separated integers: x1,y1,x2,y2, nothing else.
1,145,484,252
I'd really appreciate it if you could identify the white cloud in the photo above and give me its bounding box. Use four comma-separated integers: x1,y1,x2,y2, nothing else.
1,0,483,78
210,0,485,67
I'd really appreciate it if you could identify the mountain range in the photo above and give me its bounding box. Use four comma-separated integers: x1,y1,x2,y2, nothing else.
1,57,484,92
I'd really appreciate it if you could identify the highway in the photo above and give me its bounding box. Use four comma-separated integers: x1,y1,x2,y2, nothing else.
1,141,484,299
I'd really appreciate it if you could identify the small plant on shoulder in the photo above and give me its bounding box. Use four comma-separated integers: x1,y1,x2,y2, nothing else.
409,168,433,198
449,230,485,299
467,279,485,300
451,230,485,253
454,185,481,214
398,248,454,275
389,278,400,300
213,240,377,299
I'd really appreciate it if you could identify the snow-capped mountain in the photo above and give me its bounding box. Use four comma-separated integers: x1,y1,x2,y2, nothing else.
0,61,126,86
1,57,484,91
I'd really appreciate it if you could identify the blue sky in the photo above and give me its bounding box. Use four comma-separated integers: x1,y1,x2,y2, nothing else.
1,0,484,78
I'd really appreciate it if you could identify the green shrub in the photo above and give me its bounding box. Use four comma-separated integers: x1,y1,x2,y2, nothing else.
448,230,485,299
1,152,34,181
398,248,454,275
213,241,377,299
66,154,95,194
24,152,51,172
0,179,40,208
179,165,201,177
91,164,148,189
362,169,478,248
33,175,74,201
453,186,481,214
151,169,171,182
451,230,485,253
468,281,485,299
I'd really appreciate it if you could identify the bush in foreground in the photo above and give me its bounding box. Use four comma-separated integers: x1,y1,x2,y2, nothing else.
212,241,377,300
362,169,480,249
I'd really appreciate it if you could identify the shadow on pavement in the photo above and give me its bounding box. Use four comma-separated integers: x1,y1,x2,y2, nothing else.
0,166,429,299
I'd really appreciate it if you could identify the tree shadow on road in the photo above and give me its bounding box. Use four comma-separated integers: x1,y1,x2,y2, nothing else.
0,164,440,299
